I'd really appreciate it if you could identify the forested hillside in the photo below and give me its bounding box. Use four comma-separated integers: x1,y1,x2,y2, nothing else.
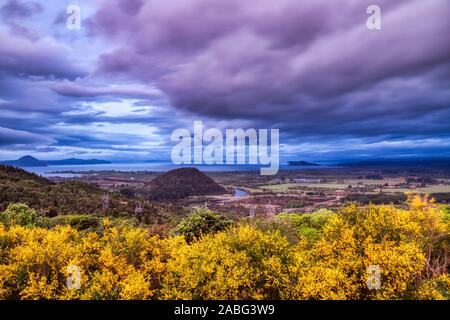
0,165,171,224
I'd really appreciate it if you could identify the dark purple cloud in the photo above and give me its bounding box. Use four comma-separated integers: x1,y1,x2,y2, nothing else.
91,0,450,142
0,29,86,79
51,80,163,99
0,0,42,19
0,126,54,145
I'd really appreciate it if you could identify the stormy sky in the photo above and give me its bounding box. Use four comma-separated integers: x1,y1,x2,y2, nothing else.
0,0,449,162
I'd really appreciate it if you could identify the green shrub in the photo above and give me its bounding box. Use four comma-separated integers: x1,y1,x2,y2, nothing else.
277,209,335,242
174,208,233,242
0,203,38,227
47,214,101,230
32,214,140,232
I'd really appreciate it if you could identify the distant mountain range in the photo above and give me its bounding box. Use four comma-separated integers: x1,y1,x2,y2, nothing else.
45,158,111,165
0,155,111,167
340,158,450,168
288,161,320,166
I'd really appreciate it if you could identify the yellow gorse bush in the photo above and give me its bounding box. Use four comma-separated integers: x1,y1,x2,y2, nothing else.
0,196,448,300
159,225,293,300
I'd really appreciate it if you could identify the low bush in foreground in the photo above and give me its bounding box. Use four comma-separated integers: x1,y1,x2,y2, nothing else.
174,208,233,242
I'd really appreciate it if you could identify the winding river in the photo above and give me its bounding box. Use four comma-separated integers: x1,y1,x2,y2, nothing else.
234,188,249,198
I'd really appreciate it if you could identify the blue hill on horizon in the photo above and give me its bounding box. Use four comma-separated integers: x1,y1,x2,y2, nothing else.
0,155,111,167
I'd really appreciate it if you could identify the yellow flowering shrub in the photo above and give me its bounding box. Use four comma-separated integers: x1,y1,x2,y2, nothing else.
0,225,80,299
0,195,448,300
287,195,448,300
410,274,450,300
159,225,293,300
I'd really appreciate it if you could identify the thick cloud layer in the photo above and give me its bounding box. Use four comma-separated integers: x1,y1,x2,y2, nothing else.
92,0,450,139
0,0,449,161
0,126,54,145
